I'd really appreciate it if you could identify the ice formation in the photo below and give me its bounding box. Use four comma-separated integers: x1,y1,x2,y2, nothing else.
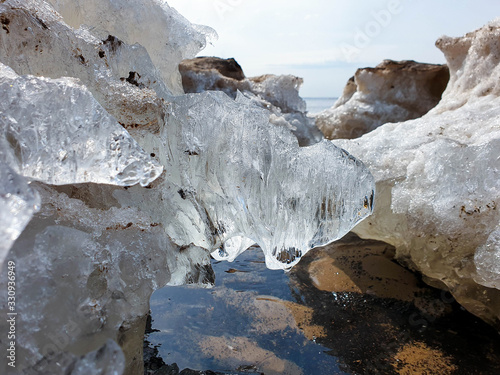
0,63,163,186
316,60,449,139
474,229,500,290
0,163,40,269
179,57,324,146
45,0,216,95
0,181,212,372
0,0,173,129
0,0,375,373
161,92,375,270
249,74,307,113
336,21,500,326
24,339,125,375
106,90,374,271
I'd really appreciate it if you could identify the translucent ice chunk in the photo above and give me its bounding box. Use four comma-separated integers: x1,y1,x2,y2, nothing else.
249,74,307,113
46,0,216,95
160,92,375,270
70,339,125,375
0,0,172,128
0,182,212,371
0,162,40,268
0,63,163,186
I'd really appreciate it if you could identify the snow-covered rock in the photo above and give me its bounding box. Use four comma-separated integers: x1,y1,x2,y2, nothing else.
338,21,500,327
317,60,449,139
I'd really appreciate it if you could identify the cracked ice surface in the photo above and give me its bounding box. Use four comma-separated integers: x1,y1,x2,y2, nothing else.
156,92,375,270
0,63,163,187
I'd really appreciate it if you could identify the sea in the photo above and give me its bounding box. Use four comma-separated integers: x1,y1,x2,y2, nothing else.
304,97,337,115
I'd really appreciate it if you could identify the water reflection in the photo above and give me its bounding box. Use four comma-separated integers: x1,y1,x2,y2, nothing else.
146,234,500,374
147,245,344,374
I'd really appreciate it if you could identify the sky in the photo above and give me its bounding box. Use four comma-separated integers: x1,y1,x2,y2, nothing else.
167,0,500,97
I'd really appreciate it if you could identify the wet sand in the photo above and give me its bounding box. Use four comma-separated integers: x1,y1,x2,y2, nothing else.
145,233,500,374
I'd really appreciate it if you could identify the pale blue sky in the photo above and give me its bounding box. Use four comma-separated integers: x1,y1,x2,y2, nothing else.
168,0,500,97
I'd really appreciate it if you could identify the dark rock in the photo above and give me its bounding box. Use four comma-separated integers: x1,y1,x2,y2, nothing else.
180,56,245,81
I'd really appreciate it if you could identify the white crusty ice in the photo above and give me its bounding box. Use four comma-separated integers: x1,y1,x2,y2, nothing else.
249,74,307,113
0,63,163,186
244,74,323,146
46,0,216,95
474,229,500,290
337,20,500,326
